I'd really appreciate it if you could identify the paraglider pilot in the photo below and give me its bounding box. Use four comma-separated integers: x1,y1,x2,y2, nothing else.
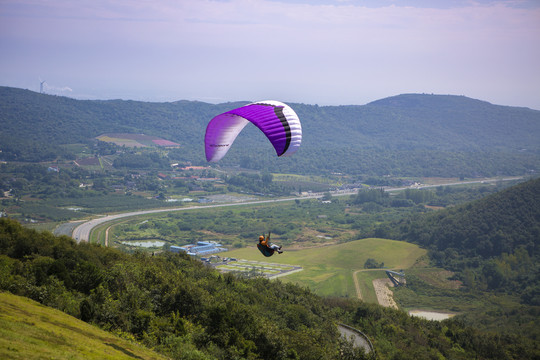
257,232,283,257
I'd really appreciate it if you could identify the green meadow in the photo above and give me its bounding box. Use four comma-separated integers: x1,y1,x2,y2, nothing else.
0,292,168,360
225,238,427,299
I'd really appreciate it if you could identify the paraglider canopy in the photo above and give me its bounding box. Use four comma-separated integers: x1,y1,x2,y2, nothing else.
205,100,302,162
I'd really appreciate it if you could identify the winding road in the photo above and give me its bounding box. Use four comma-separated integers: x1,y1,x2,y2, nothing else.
338,323,374,354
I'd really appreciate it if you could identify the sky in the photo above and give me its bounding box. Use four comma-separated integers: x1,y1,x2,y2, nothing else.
1,0,539,109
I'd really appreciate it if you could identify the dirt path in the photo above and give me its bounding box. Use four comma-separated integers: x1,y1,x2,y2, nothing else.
353,270,363,300
105,225,111,246
373,278,398,309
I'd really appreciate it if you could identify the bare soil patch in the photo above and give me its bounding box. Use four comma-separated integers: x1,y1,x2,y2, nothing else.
424,205,445,210
373,278,398,309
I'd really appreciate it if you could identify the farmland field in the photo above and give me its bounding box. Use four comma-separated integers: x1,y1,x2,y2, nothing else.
96,133,180,147
224,238,427,299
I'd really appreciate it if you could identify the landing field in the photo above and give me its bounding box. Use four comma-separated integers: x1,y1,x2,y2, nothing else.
215,260,303,278
224,238,427,298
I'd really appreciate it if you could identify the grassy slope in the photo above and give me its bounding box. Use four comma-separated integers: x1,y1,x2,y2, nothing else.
225,238,427,298
0,292,167,360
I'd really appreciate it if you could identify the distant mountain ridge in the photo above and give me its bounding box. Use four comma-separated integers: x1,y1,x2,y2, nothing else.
1,86,539,176
364,93,539,151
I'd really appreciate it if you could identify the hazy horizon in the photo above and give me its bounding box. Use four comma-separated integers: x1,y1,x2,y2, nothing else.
1,0,539,110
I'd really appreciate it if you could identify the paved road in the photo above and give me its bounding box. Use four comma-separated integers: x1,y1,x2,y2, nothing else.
338,324,373,354
70,176,523,243
54,220,86,237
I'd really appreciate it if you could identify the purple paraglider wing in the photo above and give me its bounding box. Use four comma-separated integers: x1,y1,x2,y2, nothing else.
205,100,302,162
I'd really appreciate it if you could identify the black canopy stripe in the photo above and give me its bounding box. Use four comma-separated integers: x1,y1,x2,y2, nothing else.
257,102,292,156
274,106,291,155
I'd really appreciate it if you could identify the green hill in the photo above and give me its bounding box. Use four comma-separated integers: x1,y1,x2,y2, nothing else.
384,177,540,302
398,177,539,258
0,292,167,360
1,86,539,176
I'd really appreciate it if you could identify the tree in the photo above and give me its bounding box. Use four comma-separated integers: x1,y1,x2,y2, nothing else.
322,192,332,201
364,258,384,269
262,172,273,185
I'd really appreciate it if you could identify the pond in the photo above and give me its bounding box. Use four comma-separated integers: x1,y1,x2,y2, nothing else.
64,207,84,211
408,310,456,321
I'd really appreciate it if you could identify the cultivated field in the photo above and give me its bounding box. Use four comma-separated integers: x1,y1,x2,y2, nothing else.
96,133,180,147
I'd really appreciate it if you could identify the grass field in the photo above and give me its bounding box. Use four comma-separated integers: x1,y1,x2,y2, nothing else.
355,270,389,303
225,238,427,299
0,292,167,360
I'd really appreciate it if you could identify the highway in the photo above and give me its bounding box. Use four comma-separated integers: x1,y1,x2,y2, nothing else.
70,176,522,243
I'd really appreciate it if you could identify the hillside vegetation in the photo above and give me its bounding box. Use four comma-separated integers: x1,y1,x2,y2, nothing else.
1,86,539,176
385,177,539,297
1,217,538,359
368,177,540,341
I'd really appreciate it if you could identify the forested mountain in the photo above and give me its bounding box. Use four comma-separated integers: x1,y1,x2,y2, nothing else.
1,217,538,359
380,177,540,302
1,86,539,177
